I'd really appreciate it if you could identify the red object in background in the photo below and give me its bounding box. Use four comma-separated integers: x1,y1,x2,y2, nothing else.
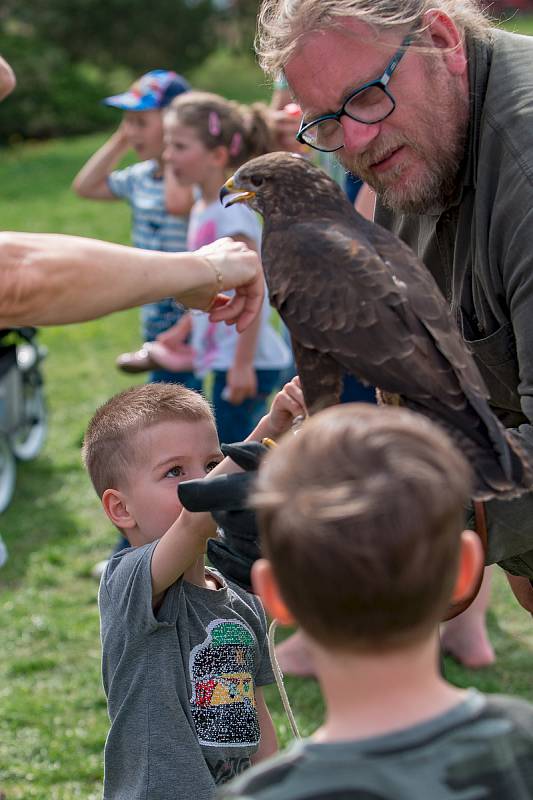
283,103,302,117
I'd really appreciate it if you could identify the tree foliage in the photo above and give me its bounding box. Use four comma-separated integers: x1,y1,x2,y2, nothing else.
3,0,217,72
0,0,234,141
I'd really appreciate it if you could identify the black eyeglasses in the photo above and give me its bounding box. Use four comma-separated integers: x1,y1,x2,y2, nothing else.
296,32,415,153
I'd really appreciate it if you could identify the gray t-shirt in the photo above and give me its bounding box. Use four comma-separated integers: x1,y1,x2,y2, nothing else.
221,691,533,800
99,541,274,800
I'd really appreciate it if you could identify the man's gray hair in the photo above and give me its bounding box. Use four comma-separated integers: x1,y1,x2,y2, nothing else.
256,0,493,76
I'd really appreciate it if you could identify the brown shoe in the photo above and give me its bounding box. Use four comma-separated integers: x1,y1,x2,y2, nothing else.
115,345,158,373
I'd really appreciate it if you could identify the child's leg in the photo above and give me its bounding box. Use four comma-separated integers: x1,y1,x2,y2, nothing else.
275,629,316,677
440,566,495,668
213,369,283,444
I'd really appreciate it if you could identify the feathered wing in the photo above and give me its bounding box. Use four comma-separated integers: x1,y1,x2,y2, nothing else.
262,216,527,496
366,216,528,490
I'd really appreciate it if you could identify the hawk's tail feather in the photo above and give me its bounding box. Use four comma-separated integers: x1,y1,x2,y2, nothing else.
407,401,528,501
465,389,528,487
505,428,533,488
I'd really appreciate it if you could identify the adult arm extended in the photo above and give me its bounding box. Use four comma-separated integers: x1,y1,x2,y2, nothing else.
0,232,263,331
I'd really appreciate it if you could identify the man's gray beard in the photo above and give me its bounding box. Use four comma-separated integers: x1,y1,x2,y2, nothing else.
342,88,469,216
375,145,465,215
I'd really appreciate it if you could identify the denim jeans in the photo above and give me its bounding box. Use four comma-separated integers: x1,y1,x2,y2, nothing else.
212,369,284,445
148,369,202,390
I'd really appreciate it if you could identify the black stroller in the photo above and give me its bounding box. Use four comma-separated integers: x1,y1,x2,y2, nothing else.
0,327,47,513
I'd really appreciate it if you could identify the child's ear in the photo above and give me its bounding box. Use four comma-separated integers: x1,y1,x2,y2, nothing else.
451,530,484,603
210,144,230,169
252,558,295,625
102,488,136,531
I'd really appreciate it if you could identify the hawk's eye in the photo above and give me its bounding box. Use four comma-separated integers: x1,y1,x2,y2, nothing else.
250,175,264,188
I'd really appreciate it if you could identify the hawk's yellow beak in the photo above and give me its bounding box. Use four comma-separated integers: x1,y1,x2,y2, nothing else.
220,177,256,207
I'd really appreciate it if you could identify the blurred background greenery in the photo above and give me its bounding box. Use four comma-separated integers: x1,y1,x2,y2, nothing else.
0,0,268,144
1,0,532,144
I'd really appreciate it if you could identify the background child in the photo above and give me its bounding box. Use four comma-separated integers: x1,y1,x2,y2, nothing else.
222,404,533,799
72,69,200,389
82,378,305,800
156,90,292,444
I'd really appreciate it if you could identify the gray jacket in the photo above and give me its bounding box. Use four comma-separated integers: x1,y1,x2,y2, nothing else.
375,29,533,576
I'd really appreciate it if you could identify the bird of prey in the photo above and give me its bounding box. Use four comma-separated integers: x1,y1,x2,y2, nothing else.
220,151,530,499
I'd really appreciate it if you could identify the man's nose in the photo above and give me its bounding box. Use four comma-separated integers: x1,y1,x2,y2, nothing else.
341,117,381,154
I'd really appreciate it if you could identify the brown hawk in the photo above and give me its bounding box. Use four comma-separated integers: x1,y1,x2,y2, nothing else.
220,151,530,500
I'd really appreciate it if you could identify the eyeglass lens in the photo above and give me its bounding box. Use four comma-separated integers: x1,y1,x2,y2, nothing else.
302,85,394,151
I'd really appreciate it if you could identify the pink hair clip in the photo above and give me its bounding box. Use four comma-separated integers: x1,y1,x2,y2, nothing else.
229,132,242,157
208,111,221,137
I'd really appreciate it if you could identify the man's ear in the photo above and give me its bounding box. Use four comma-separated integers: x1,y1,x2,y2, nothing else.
102,488,136,531
451,530,484,604
252,558,295,625
423,9,468,77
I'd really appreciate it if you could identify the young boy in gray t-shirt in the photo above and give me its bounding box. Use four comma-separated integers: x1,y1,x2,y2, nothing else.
82,379,306,800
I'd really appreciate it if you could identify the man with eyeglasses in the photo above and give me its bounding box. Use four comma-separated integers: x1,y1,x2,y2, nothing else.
254,1,533,620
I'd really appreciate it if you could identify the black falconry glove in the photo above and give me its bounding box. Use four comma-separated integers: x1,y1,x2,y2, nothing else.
177,440,272,593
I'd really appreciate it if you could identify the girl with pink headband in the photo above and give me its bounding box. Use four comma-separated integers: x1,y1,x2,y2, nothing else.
151,91,292,444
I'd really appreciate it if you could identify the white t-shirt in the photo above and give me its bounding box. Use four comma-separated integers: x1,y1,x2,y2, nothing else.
187,199,291,376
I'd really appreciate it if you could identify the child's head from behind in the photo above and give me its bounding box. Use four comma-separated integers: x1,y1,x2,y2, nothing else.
83,383,221,545
103,70,190,162
254,404,475,653
163,91,274,186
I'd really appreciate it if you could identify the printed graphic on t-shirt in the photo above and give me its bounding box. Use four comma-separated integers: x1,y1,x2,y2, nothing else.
189,218,217,250
205,754,252,785
190,619,260,747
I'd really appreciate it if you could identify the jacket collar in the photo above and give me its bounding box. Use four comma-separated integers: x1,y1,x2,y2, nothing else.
449,33,493,207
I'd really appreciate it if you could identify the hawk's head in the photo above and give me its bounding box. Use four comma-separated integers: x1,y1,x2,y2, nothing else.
220,151,346,220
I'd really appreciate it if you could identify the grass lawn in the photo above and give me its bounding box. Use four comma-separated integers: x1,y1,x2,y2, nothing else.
1,123,533,797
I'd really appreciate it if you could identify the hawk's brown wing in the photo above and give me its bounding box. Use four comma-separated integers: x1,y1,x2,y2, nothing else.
262,215,527,494
263,216,485,410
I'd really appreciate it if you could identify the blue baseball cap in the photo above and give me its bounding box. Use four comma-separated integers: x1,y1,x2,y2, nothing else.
102,69,190,111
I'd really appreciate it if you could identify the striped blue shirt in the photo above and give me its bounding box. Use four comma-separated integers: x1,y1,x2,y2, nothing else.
107,159,189,340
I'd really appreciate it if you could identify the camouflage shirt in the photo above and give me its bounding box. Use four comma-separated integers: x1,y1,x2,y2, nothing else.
220,691,533,799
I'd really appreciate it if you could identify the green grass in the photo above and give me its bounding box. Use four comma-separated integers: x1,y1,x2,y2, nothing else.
500,13,533,36
2,117,533,798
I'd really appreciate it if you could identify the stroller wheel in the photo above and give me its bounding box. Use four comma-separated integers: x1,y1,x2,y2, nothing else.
10,370,47,461
0,433,16,513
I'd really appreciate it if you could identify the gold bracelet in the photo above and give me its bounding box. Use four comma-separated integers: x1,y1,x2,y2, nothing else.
202,256,224,311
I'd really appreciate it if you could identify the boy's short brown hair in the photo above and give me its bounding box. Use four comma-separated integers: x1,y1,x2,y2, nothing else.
254,404,472,651
82,383,215,498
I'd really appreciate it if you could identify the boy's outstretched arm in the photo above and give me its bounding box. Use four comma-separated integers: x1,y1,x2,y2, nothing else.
72,124,129,199
152,377,306,599
177,377,306,591
150,508,218,604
